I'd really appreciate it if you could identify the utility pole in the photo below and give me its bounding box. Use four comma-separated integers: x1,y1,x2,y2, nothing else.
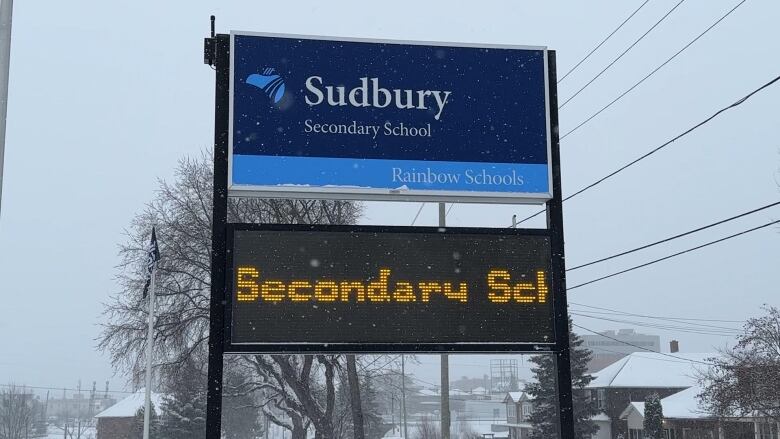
401,355,408,439
438,202,450,439
346,354,365,439
0,0,12,218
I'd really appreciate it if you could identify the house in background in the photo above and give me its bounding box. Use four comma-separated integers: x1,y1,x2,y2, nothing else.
586,352,711,439
497,392,533,439
94,390,163,439
620,386,776,439
494,391,610,439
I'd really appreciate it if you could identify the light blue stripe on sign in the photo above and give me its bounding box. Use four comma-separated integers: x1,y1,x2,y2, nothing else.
232,155,549,193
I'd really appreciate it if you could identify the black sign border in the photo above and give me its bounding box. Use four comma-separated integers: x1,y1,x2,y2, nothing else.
206,32,575,437
223,223,558,354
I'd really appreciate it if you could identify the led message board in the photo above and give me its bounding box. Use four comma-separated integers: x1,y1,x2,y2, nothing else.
229,32,552,203
226,225,556,350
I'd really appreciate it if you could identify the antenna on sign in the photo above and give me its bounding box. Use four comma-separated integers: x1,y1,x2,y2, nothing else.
204,16,217,67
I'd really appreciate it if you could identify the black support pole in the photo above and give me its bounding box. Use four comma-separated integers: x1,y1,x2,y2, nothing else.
546,51,575,438
206,33,230,439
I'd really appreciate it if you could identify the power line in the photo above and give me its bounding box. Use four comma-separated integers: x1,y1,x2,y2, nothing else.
569,302,745,323
0,383,134,394
559,0,686,108
568,219,780,290
410,203,426,226
558,0,653,84
585,345,705,365
513,72,780,226
572,323,715,366
561,0,748,139
570,308,742,332
568,200,780,271
571,312,739,336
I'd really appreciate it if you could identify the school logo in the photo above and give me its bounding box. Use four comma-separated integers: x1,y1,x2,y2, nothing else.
246,68,286,104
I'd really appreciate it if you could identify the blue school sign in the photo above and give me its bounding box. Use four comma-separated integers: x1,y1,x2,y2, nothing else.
229,32,552,203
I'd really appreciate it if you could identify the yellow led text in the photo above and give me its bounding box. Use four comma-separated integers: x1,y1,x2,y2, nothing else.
235,266,468,303
487,270,548,303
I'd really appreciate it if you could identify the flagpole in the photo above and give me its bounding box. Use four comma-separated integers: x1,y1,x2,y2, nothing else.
0,0,14,218
143,262,156,439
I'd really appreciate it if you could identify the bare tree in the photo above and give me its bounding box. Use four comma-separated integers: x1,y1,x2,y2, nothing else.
415,415,440,439
63,418,95,439
98,151,361,436
231,355,343,439
698,305,780,424
0,385,38,439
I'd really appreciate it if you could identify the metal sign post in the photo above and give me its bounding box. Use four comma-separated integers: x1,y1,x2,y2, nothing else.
205,33,229,439
545,51,575,438
204,30,574,438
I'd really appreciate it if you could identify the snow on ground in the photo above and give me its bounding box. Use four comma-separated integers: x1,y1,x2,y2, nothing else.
45,425,96,439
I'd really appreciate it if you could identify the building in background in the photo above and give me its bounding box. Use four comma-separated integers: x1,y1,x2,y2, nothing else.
94,390,162,439
494,391,611,439
490,359,521,394
587,352,710,439
47,392,117,422
581,329,661,372
619,386,763,439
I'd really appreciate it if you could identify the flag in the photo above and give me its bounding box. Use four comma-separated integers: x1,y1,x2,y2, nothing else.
142,227,161,299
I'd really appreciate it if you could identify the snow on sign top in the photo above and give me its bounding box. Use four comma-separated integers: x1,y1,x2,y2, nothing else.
228,31,553,204
94,390,164,419
587,352,714,389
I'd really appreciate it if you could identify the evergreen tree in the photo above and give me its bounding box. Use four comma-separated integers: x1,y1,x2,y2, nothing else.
527,317,599,439
643,393,664,439
159,390,206,439
158,359,207,439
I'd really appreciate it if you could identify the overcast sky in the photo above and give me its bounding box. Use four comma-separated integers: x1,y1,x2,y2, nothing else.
0,1,778,392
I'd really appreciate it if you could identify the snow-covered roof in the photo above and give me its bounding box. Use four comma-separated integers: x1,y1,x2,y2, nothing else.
417,388,438,397
620,386,711,421
658,386,710,419
624,401,645,419
95,390,164,418
588,352,712,389
503,392,534,404
471,386,488,394
505,392,524,403
591,413,610,422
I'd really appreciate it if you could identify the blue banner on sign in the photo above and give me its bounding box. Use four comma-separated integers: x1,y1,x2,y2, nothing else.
230,32,551,200
232,156,550,193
